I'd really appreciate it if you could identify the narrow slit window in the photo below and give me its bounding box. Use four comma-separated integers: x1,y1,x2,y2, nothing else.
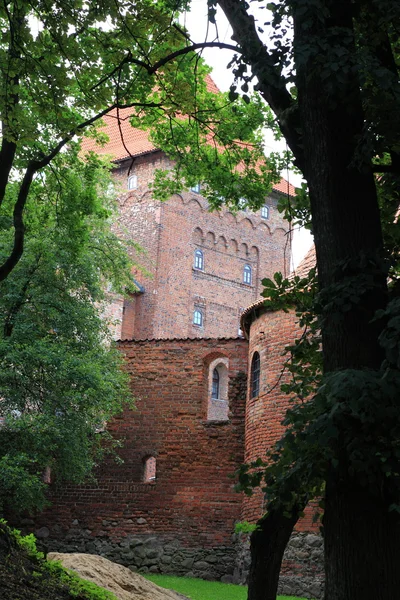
211,368,220,399
143,456,156,483
251,352,260,398
194,249,204,270
243,264,252,285
128,175,138,190
261,205,269,219
193,309,203,327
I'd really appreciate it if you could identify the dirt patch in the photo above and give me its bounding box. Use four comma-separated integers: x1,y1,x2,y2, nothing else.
48,553,189,600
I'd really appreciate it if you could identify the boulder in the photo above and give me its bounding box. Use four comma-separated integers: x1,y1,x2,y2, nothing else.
48,552,188,600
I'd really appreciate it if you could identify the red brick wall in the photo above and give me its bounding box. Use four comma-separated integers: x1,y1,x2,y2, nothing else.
107,154,291,340
31,338,248,548
242,308,319,532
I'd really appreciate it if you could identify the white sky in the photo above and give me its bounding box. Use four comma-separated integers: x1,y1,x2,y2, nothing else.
182,1,313,269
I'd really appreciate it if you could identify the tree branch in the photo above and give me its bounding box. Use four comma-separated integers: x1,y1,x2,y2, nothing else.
216,0,305,172
92,41,240,92
0,99,164,281
0,164,35,282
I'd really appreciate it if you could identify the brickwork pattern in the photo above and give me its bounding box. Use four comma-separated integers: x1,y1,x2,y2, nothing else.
107,154,291,340
27,339,248,568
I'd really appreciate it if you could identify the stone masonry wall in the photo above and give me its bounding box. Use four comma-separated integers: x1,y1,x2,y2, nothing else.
234,531,324,599
234,307,324,598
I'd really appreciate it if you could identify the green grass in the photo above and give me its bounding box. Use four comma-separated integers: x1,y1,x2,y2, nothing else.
144,574,307,600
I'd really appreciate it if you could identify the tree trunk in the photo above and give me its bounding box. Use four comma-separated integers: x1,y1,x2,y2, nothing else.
324,471,400,600
247,506,301,600
292,1,399,599
218,0,400,597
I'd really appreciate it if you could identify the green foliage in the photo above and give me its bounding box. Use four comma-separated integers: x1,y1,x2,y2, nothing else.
234,521,260,534
0,149,134,514
0,0,280,280
237,260,400,513
143,573,307,600
4,523,117,600
43,560,117,600
143,91,283,211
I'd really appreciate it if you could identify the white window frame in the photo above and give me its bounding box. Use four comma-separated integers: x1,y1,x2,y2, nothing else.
193,309,203,327
243,264,252,285
128,175,138,190
261,204,269,219
194,249,204,270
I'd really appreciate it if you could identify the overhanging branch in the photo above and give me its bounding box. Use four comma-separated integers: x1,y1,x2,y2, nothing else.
217,0,304,172
92,41,240,91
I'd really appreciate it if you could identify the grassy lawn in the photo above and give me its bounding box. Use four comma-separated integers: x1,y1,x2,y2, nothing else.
144,574,307,600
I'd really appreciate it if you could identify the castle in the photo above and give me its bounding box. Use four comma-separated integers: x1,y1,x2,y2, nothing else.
22,92,323,598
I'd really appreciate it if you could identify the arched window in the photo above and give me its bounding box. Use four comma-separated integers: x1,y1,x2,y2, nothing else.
261,204,269,219
207,358,229,421
243,264,252,285
143,456,156,483
251,351,260,398
193,309,203,327
194,249,204,270
212,368,220,399
127,174,138,190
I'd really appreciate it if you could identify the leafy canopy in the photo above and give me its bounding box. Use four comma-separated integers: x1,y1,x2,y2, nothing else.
0,0,280,281
0,149,134,514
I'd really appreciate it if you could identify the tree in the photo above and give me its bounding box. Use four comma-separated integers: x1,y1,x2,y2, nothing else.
0,0,276,283
0,0,282,516
3,0,400,597
193,1,399,599
0,148,136,514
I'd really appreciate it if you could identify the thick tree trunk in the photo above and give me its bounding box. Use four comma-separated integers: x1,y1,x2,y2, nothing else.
219,1,400,597
292,2,399,599
324,472,400,600
247,506,301,600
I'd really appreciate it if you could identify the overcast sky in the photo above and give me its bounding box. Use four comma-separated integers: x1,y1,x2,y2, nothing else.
182,1,313,269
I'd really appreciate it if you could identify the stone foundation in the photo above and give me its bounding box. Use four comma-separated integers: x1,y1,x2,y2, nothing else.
33,527,237,583
234,531,324,599
20,516,325,598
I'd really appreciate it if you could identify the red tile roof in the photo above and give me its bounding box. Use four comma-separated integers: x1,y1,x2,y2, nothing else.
81,74,296,196
273,177,296,197
291,245,316,279
81,108,157,160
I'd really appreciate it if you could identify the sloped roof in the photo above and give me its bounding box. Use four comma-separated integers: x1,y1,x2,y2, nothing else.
81,109,157,160
81,74,296,196
291,245,316,279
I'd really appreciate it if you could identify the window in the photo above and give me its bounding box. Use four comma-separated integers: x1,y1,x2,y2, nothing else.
261,205,269,219
193,309,203,326
211,368,220,399
143,456,156,483
127,175,138,190
251,352,260,398
194,249,204,270
243,264,252,285
191,183,201,193
207,358,229,421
